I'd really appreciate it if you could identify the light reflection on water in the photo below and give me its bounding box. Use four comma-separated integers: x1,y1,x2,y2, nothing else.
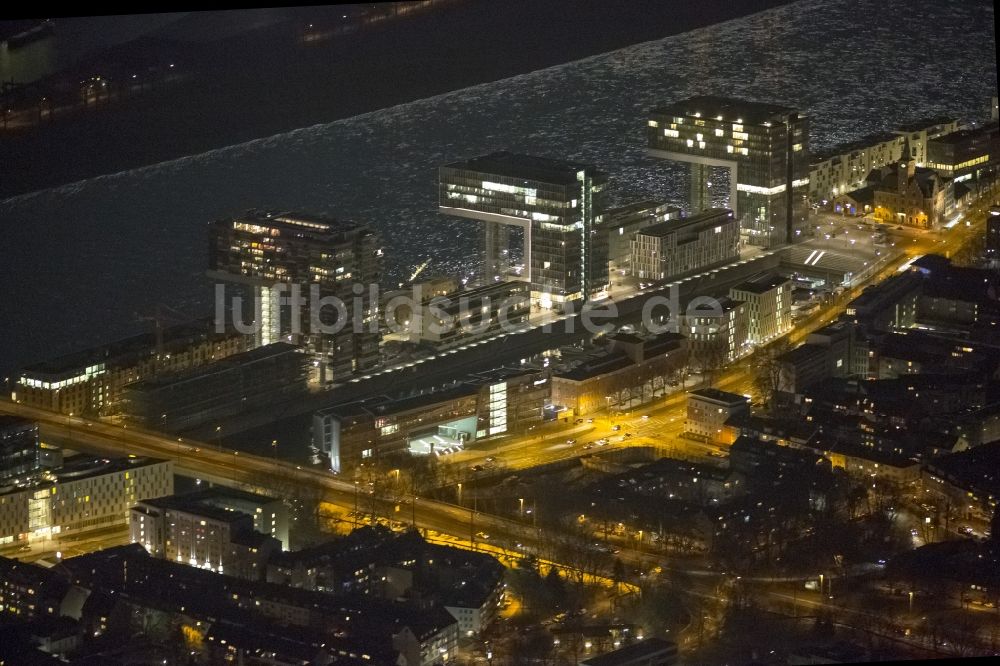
0,0,994,376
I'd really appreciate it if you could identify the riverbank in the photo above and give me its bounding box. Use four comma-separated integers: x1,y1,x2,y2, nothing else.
0,0,789,199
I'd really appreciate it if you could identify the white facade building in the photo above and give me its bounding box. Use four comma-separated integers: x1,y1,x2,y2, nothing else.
729,273,792,345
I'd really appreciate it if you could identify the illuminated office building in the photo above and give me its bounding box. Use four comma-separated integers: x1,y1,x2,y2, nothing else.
630,208,740,282
209,211,383,383
439,152,609,311
647,95,810,248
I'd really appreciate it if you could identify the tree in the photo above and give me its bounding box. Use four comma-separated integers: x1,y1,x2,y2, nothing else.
751,338,792,413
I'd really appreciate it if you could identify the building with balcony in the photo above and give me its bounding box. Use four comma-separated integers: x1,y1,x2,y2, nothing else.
439,151,609,310
893,116,961,166
629,208,740,282
208,210,383,384
648,95,810,248
809,132,905,204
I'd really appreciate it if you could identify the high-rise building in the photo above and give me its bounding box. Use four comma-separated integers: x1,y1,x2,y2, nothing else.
0,416,40,489
648,96,810,248
439,152,609,311
208,211,383,384
629,208,740,282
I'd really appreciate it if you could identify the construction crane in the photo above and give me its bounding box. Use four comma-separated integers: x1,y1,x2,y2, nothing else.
134,302,195,366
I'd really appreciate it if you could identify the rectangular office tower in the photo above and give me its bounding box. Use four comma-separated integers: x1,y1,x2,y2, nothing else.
0,416,40,489
648,96,810,248
439,152,609,311
208,211,383,384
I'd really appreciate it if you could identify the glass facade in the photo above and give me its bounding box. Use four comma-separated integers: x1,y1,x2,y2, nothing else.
648,96,810,248
210,211,383,383
439,152,609,310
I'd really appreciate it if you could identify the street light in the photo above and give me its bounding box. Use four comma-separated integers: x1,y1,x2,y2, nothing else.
519,497,524,518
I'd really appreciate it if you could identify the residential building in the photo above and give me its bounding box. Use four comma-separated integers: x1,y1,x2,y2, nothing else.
893,116,961,166
0,556,68,622
208,210,383,384
678,296,749,369
0,453,173,547
987,205,1000,267
684,388,749,443
51,544,459,666
922,442,1000,522
121,341,309,431
0,415,40,489
130,493,281,580
606,200,680,278
844,270,922,332
648,95,810,247
630,208,740,281
12,319,251,416
729,272,792,345
809,132,905,203
439,151,610,310
778,320,871,394
872,160,954,229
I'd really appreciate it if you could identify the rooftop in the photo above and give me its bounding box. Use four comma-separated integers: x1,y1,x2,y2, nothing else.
689,387,748,405
813,132,901,161
927,120,998,145
731,272,790,294
225,209,366,239
556,351,634,382
606,200,679,220
895,116,959,133
650,95,800,125
637,208,734,237
126,342,303,390
20,318,236,379
580,638,678,665
442,151,604,185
